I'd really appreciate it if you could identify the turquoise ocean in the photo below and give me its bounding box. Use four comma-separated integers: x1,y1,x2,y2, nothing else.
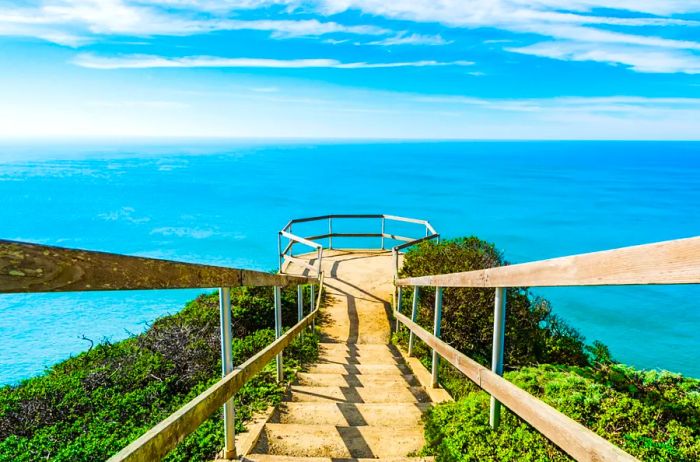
1,140,698,385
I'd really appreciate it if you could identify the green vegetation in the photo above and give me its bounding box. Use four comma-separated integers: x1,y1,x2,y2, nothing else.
0,286,319,462
396,238,700,462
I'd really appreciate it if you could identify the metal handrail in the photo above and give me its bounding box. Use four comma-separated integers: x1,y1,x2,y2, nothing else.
394,235,700,462
278,214,439,278
0,239,323,461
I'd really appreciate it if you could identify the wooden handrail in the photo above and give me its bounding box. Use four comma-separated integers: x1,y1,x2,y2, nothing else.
395,311,638,462
108,307,320,462
396,236,700,288
0,240,311,294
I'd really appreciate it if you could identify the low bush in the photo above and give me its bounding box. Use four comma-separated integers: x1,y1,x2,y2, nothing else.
422,365,700,462
400,237,589,367
0,285,319,461
398,237,700,461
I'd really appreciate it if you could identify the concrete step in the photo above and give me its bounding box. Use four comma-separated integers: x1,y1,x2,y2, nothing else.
318,349,402,362
274,402,431,426
289,385,430,403
306,363,410,375
319,343,397,352
254,424,425,458
243,455,434,462
315,356,405,367
296,372,418,387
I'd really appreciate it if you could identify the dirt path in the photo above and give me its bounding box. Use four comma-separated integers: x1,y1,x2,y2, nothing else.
285,249,400,344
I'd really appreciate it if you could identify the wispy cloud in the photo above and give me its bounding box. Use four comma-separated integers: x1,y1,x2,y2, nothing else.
413,94,700,113
508,42,700,74
73,53,473,70
304,0,700,73
367,33,452,46
0,1,392,45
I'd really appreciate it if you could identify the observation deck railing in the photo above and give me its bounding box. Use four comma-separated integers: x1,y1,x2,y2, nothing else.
278,214,439,278
0,239,322,462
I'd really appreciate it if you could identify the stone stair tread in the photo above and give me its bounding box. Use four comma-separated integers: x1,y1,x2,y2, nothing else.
253,424,425,458
275,402,431,426
319,342,396,349
318,349,402,359
295,372,418,387
315,356,405,367
306,363,410,375
289,385,429,403
243,455,434,462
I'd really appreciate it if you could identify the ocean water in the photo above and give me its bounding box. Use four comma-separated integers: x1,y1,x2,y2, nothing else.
0,140,699,385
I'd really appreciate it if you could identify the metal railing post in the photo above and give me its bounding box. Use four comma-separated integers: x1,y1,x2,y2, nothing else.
274,286,283,382
329,217,333,249
392,248,399,280
490,287,507,428
218,287,236,459
297,285,303,322
381,217,386,250
277,232,282,273
431,287,443,388
395,286,402,331
310,284,316,331
408,287,420,356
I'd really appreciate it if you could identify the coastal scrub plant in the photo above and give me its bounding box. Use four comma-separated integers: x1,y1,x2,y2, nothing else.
0,285,319,461
399,237,589,368
398,238,700,461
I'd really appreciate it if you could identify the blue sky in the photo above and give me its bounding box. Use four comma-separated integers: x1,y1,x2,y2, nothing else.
0,0,699,139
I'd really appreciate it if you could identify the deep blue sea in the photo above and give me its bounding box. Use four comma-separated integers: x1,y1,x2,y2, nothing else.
1,140,699,385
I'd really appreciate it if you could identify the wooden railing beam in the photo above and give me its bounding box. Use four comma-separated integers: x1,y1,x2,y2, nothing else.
396,236,700,288
0,240,311,294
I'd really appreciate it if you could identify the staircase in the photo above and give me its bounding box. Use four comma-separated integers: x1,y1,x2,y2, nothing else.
243,250,448,462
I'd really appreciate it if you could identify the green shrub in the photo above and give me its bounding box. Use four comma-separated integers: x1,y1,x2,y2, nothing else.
423,365,700,462
400,238,588,367
0,285,319,461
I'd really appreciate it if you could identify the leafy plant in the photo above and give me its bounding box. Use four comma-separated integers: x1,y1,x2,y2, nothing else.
0,285,319,461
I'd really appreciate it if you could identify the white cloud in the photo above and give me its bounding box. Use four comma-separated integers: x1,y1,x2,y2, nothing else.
509,42,700,74
72,53,473,69
301,0,700,73
0,0,392,44
367,32,452,46
2,0,699,74
413,94,700,117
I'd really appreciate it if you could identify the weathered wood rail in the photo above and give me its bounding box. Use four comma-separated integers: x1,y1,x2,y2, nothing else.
395,235,700,462
0,239,309,293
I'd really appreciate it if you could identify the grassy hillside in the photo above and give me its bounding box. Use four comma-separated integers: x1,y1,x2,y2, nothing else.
0,286,319,461
395,238,700,461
